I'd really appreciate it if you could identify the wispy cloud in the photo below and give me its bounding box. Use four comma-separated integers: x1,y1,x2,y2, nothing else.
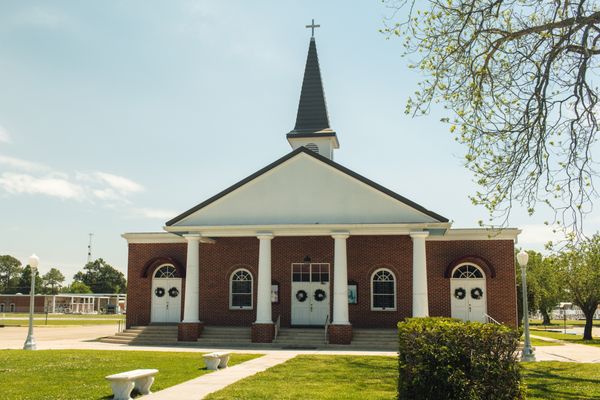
10,6,70,30
0,172,84,200
0,154,145,204
0,126,11,143
519,224,566,245
136,208,178,220
0,155,48,172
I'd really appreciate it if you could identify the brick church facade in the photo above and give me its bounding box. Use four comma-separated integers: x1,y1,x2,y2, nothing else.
124,33,519,345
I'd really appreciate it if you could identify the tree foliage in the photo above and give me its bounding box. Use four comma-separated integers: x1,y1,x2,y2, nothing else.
73,258,126,294
0,255,22,293
384,0,600,236
42,268,66,295
17,265,42,294
517,250,565,324
558,233,600,340
64,281,93,294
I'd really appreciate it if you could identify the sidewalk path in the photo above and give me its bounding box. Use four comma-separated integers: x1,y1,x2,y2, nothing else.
531,335,600,362
144,353,296,400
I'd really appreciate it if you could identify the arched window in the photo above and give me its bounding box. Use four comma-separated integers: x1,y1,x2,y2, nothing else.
154,264,178,278
230,269,253,309
9,303,15,312
0,303,4,312
371,268,396,311
452,264,484,279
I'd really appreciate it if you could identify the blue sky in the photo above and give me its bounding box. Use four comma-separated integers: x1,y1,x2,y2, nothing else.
1,1,597,281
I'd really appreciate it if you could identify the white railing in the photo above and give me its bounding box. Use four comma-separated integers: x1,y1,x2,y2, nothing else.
324,314,330,344
274,315,281,341
484,313,502,325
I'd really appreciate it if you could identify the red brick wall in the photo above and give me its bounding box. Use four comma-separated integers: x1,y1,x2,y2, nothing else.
0,295,45,313
126,236,517,329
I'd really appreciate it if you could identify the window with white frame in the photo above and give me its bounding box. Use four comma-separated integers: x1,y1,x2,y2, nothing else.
0,303,4,312
9,303,15,312
452,264,484,279
230,269,253,309
154,264,178,278
371,268,396,310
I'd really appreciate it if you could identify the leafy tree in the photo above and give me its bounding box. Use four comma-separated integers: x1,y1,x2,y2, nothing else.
384,0,600,235
0,255,22,293
42,268,65,295
73,258,126,294
17,265,42,294
65,281,93,294
559,233,600,340
522,251,565,325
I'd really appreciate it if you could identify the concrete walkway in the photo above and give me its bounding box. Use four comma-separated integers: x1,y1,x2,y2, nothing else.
144,353,296,400
531,334,600,362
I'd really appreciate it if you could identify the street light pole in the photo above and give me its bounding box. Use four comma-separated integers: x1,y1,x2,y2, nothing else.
517,250,535,362
23,254,39,350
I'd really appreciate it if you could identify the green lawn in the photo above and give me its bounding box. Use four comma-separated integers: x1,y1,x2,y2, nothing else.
531,329,600,347
0,313,125,326
0,349,259,400
529,337,562,347
530,319,600,328
0,319,123,326
523,362,600,400
205,356,600,400
3,313,126,319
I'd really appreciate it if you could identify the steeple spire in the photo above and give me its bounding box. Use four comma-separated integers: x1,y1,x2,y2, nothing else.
287,20,339,159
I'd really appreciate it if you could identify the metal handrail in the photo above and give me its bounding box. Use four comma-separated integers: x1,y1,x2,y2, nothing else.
484,313,502,325
274,314,281,341
324,314,330,344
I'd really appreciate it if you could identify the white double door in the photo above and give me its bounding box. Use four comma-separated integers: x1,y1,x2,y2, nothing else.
151,278,182,323
291,263,330,326
450,279,487,323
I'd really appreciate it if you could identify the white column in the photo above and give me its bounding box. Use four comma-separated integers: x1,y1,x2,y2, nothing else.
182,234,201,323
255,233,274,324
410,231,430,317
332,232,350,325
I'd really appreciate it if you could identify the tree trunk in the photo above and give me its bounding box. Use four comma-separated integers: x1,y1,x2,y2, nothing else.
583,310,594,340
541,309,551,325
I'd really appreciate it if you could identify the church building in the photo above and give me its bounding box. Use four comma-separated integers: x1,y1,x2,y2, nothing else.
123,28,519,345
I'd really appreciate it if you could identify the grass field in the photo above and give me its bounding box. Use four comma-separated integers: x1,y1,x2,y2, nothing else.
0,313,125,326
530,329,600,347
529,337,562,346
0,350,259,400
3,313,125,319
530,319,600,328
204,355,600,400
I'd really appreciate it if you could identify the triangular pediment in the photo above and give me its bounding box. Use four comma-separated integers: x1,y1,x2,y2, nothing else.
167,148,447,227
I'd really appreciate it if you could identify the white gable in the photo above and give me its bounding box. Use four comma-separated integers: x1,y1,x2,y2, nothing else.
173,153,441,227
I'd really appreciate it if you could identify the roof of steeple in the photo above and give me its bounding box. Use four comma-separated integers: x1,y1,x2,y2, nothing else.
288,37,335,136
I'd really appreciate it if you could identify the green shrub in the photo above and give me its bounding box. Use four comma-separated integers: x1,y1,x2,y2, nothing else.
397,317,524,400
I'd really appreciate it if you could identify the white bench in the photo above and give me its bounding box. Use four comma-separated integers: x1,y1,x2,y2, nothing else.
203,352,231,370
105,368,158,400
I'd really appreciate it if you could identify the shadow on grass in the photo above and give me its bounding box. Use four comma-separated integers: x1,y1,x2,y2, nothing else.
524,365,600,400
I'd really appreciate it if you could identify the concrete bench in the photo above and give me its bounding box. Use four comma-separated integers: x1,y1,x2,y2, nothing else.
105,368,158,400
203,352,231,370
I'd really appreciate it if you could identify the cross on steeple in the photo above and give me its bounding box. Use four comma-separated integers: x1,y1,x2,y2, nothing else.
305,19,320,37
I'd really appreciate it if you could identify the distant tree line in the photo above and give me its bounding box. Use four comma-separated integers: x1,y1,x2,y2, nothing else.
0,255,126,295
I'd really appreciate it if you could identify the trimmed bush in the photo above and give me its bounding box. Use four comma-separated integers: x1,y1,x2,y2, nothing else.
397,317,524,400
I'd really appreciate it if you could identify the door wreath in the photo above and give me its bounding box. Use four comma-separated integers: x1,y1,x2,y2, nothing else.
168,287,180,298
314,289,327,302
471,287,484,299
295,290,307,302
154,287,165,297
454,287,466,300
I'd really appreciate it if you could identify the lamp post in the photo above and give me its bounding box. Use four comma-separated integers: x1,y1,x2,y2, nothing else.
517,250,535,361
23,254,39,350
